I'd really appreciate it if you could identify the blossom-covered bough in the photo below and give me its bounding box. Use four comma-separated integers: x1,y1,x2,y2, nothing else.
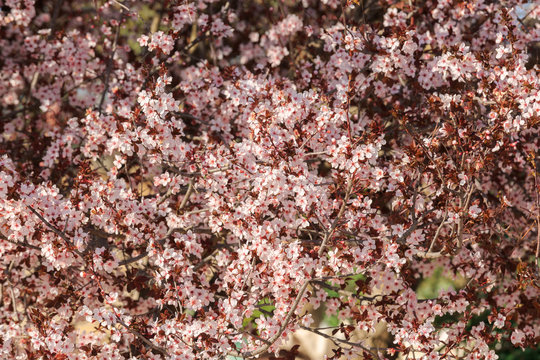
0,0,539,359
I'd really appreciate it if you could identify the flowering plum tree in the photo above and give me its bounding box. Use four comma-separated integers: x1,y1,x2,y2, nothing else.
0,0,539,359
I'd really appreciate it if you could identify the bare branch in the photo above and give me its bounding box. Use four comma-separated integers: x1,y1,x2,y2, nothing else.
179,179,194,210
299,325,382,360
26,205,83,257
116,317,168,356
98,22,121,115
0,233,41,251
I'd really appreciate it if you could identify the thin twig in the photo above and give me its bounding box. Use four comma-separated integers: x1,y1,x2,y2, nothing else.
26,205,83,256
299,325,382,360
111,0,130,12
116,316,168,355
0,233,41,251
532,154,540,274
179,179,194,210
9,287,20,323
457,183,474,249
98,21,121,115
427,200,449,253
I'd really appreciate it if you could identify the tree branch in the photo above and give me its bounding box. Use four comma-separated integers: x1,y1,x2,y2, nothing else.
299,325,382,360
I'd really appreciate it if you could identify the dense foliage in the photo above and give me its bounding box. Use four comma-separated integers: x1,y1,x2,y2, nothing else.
0,0,539,359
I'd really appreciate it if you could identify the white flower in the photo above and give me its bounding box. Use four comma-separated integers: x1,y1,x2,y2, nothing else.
510,329,525,346
494,313,505,328
468,204,482,219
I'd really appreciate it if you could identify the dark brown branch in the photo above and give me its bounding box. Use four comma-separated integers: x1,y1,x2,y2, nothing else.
116,317,168,356
0,234,41,251
98,21,121,115
26,205,83,257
